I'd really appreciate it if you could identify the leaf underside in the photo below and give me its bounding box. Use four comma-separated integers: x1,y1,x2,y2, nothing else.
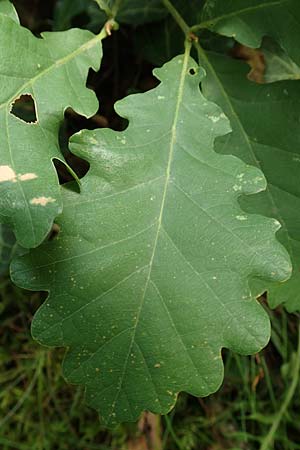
12,54,290,426
0,13,102,248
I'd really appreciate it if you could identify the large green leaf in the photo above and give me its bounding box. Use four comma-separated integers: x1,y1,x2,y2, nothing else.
0,224,17,276
12,52,290,425
0,14,103,248
200,0,300,63
0,0,19,22
197,46,300,312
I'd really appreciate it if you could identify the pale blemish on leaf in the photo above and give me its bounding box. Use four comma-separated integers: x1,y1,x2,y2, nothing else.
30,197,55,206
254,176,264,184
208,115,221,123
18,173,38,181
0,165,17,182
0,166,37,183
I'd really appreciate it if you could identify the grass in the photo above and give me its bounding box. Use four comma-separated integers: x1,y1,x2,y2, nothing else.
1,273,300,450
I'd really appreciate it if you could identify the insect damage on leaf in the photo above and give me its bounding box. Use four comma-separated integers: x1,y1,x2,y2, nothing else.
10,94,38,124
0,12,103,248
12,52,291,427
30,197,56,206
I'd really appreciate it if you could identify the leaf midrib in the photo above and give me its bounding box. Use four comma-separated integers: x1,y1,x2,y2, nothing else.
105,49,191,425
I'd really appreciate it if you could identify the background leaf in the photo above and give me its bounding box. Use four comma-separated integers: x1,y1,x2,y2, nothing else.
262,37,300,83
53,0,104,31
135,0,204,66
200,0,300,66
198,47,300,312
0,15,103,248
115,0,168,24
12,54,290,425
54,0,169,32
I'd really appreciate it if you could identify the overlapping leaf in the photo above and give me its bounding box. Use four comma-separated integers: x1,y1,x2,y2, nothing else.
201,0,300,65
0,12,103,248
0,224,17,276
12,53,290,425
198,47,300,311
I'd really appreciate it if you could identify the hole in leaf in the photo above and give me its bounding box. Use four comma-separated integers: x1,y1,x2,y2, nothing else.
10,94,37,123
189,68,196,75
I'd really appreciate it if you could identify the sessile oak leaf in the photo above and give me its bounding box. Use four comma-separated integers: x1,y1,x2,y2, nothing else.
0,11,103,248
12,52,291,426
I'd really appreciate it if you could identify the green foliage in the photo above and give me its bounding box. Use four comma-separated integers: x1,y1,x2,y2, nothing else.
262,38,300,83
0,11,103,248
1,0,300,433
111,0,168,24
200,0,300,59
53,0,102,31
12,50,291,426
198,50,300,312
1,281,300,449
54,0,168,32
0,0,19,22
135,0,203,66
